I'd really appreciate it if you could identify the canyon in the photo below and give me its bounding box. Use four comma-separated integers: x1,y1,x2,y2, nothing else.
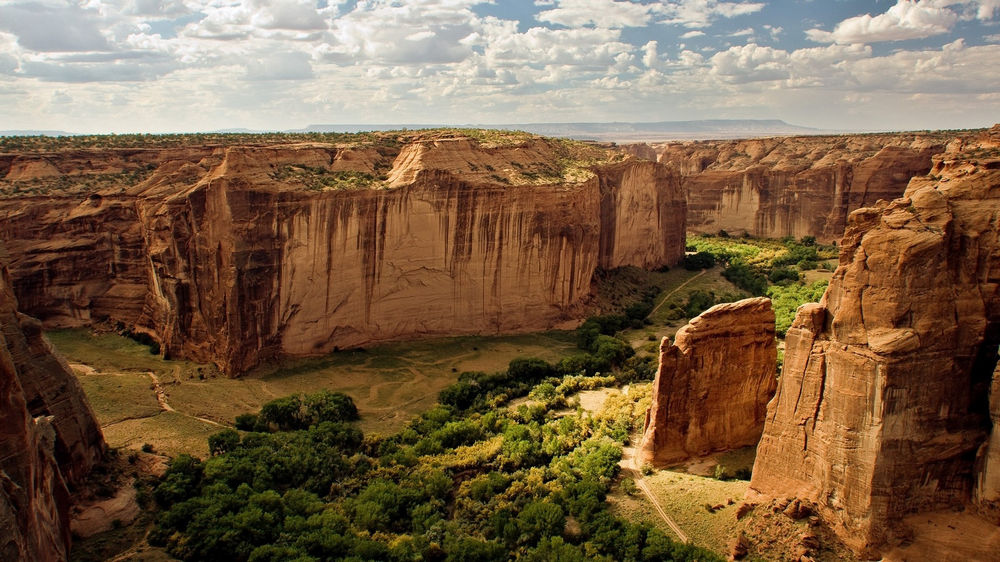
650,131,958,242
0,250,106,561
0,132,685,375
4,126,1000,559
750,124,1000,555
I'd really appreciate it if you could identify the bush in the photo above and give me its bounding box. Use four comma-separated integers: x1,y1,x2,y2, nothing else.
208,429,240,456
683,290,716,318
683,251,716,270
722,262,767,295
768,266,800,284
234,413,258,431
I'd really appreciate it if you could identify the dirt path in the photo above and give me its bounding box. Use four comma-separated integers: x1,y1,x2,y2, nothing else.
146,372,223,427
146,372,175,412
621,436,689,543
647,269,709,318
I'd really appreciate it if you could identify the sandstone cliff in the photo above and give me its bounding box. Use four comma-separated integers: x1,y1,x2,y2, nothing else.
639,297,776,465
0,132,685,374
652,132,955,242
0,249,106,561
750,125,1000,555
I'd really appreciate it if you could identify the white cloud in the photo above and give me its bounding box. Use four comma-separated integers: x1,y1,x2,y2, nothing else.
709,42,789,83
244,50,313,80
0,1,112,52
655,0,765,29
680,30,705,38
807,0,958,44
536,0,653,29
642,40,658,67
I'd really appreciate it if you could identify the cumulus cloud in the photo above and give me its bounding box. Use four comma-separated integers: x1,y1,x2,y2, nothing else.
0,1,111,52
245,50,313,80
807,0,958,44
656,0,765,29
710,42,789,83
0,0,997,131
536,0,653,28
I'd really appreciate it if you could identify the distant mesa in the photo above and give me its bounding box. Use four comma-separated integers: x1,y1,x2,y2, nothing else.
1,119,823,142
298,119,823,142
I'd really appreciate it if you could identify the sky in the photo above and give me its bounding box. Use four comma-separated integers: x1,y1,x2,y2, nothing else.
0,0,998,133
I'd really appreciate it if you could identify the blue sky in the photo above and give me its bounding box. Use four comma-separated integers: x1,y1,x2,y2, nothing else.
0,0,998,133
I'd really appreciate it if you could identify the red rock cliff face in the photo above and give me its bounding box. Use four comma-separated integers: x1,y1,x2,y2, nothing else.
0,133,685,374
0,250,106,561
639,297,776,465
750,125,1000,555
654,132,952,242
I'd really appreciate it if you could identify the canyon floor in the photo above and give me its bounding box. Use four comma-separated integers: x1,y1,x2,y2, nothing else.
58,237,841,560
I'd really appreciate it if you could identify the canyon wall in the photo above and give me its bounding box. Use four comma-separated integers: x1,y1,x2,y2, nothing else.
749,125,1000,555
0,133,685,374
639,297,776,465
651,132,953,242
0,250,106,561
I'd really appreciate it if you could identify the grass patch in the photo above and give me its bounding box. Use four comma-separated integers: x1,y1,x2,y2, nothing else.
74,371,160,425
609,470,749,553
51,329,581,456
101,411,219,459
46,330,214,379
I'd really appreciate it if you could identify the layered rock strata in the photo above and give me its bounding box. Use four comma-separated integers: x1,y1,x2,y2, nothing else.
639,297,777,465
651,132,957,241
750,125,1000,555
0,250,106,561
0,133,685,374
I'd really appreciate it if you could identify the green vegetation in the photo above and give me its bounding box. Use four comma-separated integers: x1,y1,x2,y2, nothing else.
270,166,385,190
767,281,829,336
148,365,721,561
0,166,155,196
0,131,387,152
52,329,581,457
686,234,835,332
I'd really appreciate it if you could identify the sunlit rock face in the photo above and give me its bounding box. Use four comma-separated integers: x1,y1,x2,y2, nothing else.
750,125,1000,556
0,132,686,375
639,297,777,465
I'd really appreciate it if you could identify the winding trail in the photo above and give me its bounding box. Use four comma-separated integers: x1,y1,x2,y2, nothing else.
647,269,709,319
622,437,689,543
146,372,174,412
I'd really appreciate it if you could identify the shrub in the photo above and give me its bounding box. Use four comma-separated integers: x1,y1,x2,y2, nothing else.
683,251,716,270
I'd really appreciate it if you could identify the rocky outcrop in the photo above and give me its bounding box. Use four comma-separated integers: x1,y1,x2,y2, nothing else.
653,132,956,242
0,132,685,374
0,249,106,561
639,297,776,465
750,125,1000,556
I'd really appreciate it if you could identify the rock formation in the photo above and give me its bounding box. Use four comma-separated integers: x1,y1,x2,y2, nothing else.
0,248,106,561
652,131,957,242
0,132,685,374
639,297,777,465
750,125,1000,556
